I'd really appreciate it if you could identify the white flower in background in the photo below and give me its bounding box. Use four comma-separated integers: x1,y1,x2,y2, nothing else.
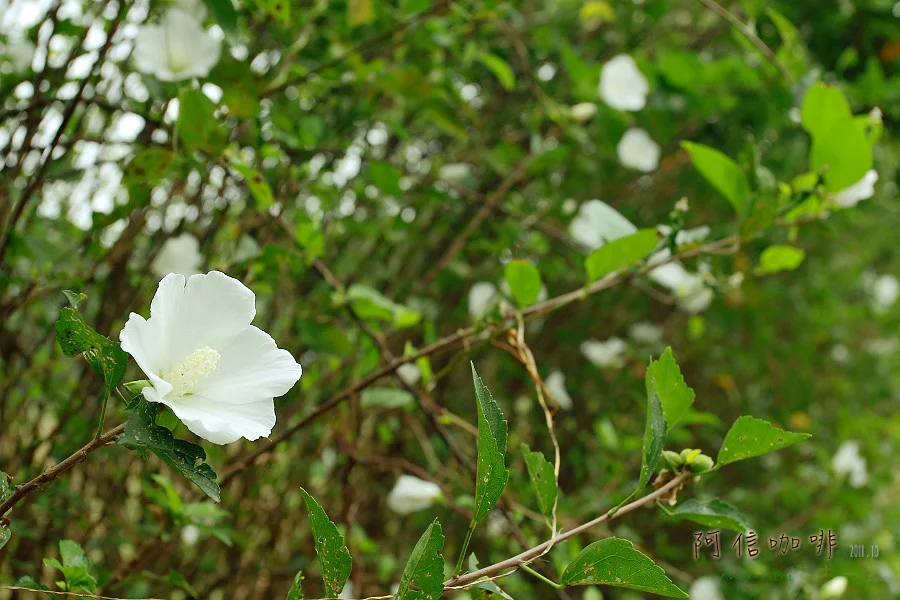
830,344,850,363
173,0,208,20
598,54,649,112
870,274,899,312
688,576,724,600
568,199,637,250
485,511,510,537
833,170,878,208
396,363,421,386
821,576,849,598
181,524,201,546
152,233,204,278
617,128,660,173
133,8,221,82
338,582,354,600
580,337,627,368
4,38,36,73
674,225,710,246
674,274,714,314
570,102,598,122
629,322,663,346
832,441,868,488
468,281,498,318
386,475,443,515
544,370,573,410
439,163,473,182
862,337,898,356
119,271,303,444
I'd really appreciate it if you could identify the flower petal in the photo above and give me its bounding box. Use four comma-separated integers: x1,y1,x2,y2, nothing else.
119,312,174,398
132,24,172,79
167,394,276,444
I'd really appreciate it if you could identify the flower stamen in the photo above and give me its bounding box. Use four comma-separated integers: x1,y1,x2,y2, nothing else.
166,346,220,397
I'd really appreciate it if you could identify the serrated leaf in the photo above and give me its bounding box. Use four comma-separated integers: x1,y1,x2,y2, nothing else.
55,306,128,410
232,164,275,209
755,245,806,275
681,141,749,213
663,498,752,533
396,518,444,600
560,538,688,598
300,488,352,598
717,416,811,467
118,398,221,502
471,363,509,523
476,53,516,91
361,387,415,409
638,371,667,490
584,229,659,282
286,570,305,600
646,348,695,430
504,260,542,307
521,443,558,527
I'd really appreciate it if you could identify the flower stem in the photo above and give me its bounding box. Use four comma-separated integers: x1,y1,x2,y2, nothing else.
94,391,110,439
454,521,477,576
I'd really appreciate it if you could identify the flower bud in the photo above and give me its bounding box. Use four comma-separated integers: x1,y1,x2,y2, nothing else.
689,454,715,472
662,450,684,469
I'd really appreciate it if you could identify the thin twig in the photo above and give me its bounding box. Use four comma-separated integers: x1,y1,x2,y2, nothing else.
0,586,163,600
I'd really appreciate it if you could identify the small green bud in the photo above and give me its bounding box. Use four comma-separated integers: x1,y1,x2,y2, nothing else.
124,380,152,400
680,448,702,463
662,450,684,469
689,454,715,472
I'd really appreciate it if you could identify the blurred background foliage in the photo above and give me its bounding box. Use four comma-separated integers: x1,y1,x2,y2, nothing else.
0,0,898,598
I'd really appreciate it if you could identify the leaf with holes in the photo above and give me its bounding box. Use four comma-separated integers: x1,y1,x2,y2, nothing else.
396,518,444,600
300,488,352,598
521,443,558,527
471,363,509,523
561,538,688,597
646,347,695,430
661,498,752,533
585,228,660,283
717,416,811,467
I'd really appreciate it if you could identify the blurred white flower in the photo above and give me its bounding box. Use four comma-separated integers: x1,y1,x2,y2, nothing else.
468,281,498,318
833,170,878,208
338,582,354,600
862,337,898,357
870,274,898,312
570,102,598,122
688,576,724,600
617,128,660,173
152,233,204,278
568,199,637,250
396,363,421,386
4,38,36,73
133,8,221,82
675,225,710,246
120,271,303,444
832,441,868,488
181,524,201,546
830,344,850,363
173,0,208,20
629,322,663,346
485,511,510,537
580,338,627,368
386,475,443,515
674,275,714,314
544,370,573,410
821,576,848,598
598,54,649,112
439,163,473,182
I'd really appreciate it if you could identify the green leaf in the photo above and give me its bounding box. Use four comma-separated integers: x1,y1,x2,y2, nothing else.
43,540,98,593
286,570,305,600
14,576,49,591
345,284,421,328
662,498,752,533
504,260,542,307
681,142,749,212
55,307,128,411
646,348,695,430
520,443,558,527
300,488,352,598
396,518,445,600
638,367,668,491
471,363,509,523
584,229,659,282
126,147,179,187
476,53,516,91
717,416,811,467
177,88,223,153
468,554,515,600
118,398,221,502
232,164,275,209
348,0,375,27
0,471,12,503
754,245,806,275
370,161,404,196
259,0,290,26
0,525,9,551
560,538,688,598
204,0,238,35
801,83,852,138
810,118,873,191
361,387,415,409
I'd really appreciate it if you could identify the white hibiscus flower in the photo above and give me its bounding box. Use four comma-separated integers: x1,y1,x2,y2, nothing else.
598,54,649,112
832,170,878,208
4,38,36,73
617,128,661,173
544,370,573,410
133,8,221,82
119,271,303,444
152,233,204,278
870,274,899,312
568,199,638,250
580,338,628,368
688,576,724,600
628,321,663,346
386,475,443,515
468,281,498,318
832,441,868,488
396,363,421,386
570,102,598,123
821,576,849,598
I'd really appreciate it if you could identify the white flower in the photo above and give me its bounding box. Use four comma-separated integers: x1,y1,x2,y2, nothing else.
870,274,899,312
629,322,663,346
338,582,354,600
833,170,878,208
468,282,498,318
133,8,221,82
544,370,573,410
675,225,710,246
485,511,510,537
821,576,849,598
862,337,898,356
4,38,36,73
386,475,443,515
617,128,660,173
439,163,473,182
580,338,627,368
598,54,649,112
396,363,421,386
570,102,598,122
119,271,303,444
568,199,637,250
173,0,208,20
832,441,867,488
688,576,724,600
674,275,714,314
181,524,201,546
152,233,204,278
